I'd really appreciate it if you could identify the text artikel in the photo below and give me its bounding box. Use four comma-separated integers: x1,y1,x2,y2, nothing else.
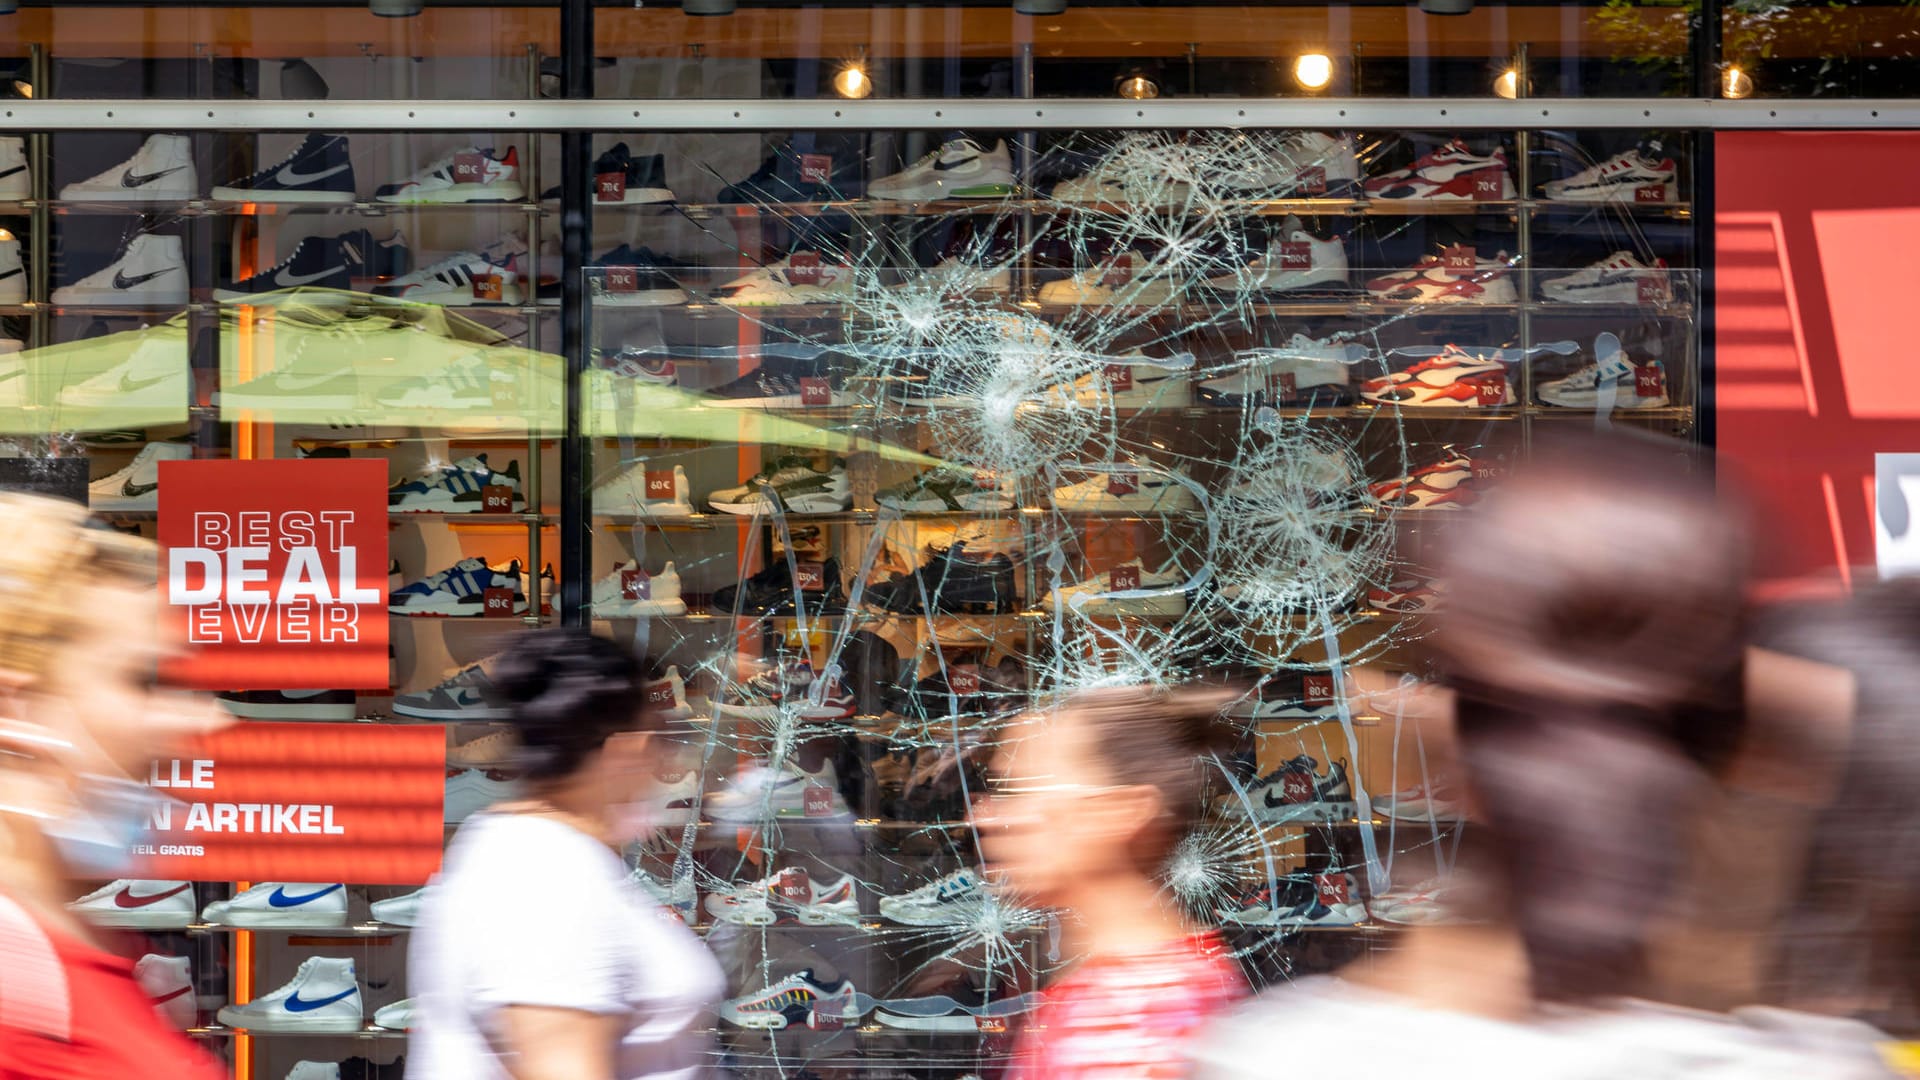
168,510,382,644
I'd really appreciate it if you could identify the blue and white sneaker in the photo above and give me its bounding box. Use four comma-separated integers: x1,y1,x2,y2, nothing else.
392,658,509,720
389,557,528,617
879,868,988,926
388,454,524,513
215,956,363,1033
200,883,348,929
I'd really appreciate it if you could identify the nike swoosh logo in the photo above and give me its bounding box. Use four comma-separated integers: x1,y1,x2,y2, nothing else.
119,370,174,393
284,987,357,1012
276,160,350,187
0,166,23,181
933,155,980,171
113,883,190,908
149,986,191,1005
269,884,342,907
274,265,345,287
122,479,158,497
123,166,184,188
113,267,176,291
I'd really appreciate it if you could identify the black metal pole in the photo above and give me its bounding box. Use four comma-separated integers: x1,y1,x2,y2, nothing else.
558,0,592,626
1693,0,1720,452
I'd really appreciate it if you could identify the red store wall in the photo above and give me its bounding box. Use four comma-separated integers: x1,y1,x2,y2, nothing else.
1715,131,1920,592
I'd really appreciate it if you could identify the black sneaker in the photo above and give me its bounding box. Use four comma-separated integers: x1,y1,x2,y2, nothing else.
702,363,850,409
590,143,674,205
710,555,847,617
718,145,865,204
891,657,1028,719
866,543,1019,615
211,134,357,204
338,226,413,279
214,234,354,300
588,244,687,306
217,689,358,721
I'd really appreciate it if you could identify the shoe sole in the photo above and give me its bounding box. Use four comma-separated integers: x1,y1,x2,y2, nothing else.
215,1009,363,1032
392,703,509,721
873,1011,996,1032
89,495,159,512
1539,285,1649,305
391,498,524,513
1541,186,1676,204
703,393,852,409
375,182,527,204
875,494,1016,513
219,700,357,721
59,189,196,202
1058,596,1187,617
210,187,356,204
73,909,193,930
591,502,694,518
591,291,688,307
876,906,981,927
591,598,689,617
379,286,526,307
1051,494,1198,513
868,182,1016,201
1538,390,1669,409
50,287,190,306
213,910,350,928
708,494,851,515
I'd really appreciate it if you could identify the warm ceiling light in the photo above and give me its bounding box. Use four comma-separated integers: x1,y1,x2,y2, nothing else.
833,59,872,99
1494,67,1519,98
1117,73,1159,99
369,0,423,15
1722,64,1754,99
1293,53,1333,91
7,80,29,98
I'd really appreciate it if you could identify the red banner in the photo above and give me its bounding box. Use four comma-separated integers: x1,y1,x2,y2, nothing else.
159,459,388,690
137,723,446,884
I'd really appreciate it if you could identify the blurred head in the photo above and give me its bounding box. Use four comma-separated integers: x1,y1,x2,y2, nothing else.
981,684,1237,906
486,629,679,812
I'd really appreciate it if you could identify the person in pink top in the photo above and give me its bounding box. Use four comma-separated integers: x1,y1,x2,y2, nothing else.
980,685,1246,1080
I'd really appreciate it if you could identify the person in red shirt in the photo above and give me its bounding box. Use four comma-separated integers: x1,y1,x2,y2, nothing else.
0,494,227,1080
980,685,1246,1080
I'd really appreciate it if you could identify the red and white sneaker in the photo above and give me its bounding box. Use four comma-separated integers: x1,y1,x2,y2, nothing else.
1361,346,1515,408
1368,576,1445,614
1363,139,1516,201
1541,141,1678,203
375,146,524,204
1369,446,1484,510
1367,251,1517,304
705,867,861,927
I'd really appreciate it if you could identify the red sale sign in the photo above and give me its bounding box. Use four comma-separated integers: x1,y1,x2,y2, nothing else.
137,723,446,884
159,459,388,690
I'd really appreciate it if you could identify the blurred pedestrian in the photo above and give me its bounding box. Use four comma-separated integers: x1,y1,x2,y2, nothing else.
0,493,227,1080
408,630,722,1080
980,684,1245,1080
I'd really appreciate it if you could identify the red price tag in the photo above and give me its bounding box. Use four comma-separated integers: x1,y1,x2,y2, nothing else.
949,665,982,695
1470,169,1505,201
1440,245,1477,273
595,171,627,202
1100,258,1133,286
1280,771,1314,804
1105,473,1139,496
490,377,523,411
1303,674,1335,706
1637,277,1672,304
808,1006,846,1031
1104,364,1134,392
1295,165,1327,195
1472,461,1506,481
788,250,822,286
480,484,514,512
645,682,677,708
973,470,1001,492
1266,371,1299,399
1473,374,1508,407
773,869,811,903
1110,564,1142,591
1315,873,1351,904
798,377,833,406
603,266,639,293
472,274,505,302
620,568,651,600
452,152,488,183
793,562,826,591
643,469,676,500
1633,183,1669,204
975,1017,1009,1034
1635,363,1667,398
798,153,833,186
802,784,834,817
1274,241,1313,269
481,587,516,617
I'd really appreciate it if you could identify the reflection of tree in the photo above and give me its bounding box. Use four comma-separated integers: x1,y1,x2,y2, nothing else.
1592,0,1920,94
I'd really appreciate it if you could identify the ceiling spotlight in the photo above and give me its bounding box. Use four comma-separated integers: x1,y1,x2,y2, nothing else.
1417,0,1474,14
5,79,30,99
1114,61,1161,100
1014,0,1067,15
1293,53,1333,91
833,53,872,99
1494,67,1519,98
369,0,423,15
1722,64,1754,99
683,0,737,15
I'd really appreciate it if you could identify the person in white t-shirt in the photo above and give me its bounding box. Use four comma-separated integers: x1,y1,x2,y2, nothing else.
408,630,724,1080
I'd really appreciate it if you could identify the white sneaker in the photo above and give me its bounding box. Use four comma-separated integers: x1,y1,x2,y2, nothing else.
286,1063,342,1080
374,251,521,306
447,731,516,769
0,136,27,200
644,666,695,721
88,442,192,511
60,135,197,202
1043,350,1194,409
51,233,189,306
370,887,428,927
201,883,347,929
706,868,860,926
60,335,191,424
216,956,363,1033
712,255,857,306
371,998,415,1030
1538,251,1670,305
1197,336,1363,407
1536,332,1669,409
898,256,1012,296
878,868,989,926
1366,251,1517,305
1219,131,1361,197
632,866,697,916
0,229,23,303
1205,221,1349,294
592,461,695,518
1052,135,1192,208
68,880,196,929
374,146,523,204
135,954,195,1030
590,559,687,617
1363,139,1515,201
1050,459,1197,513
1037,252,1180,306
446,769,520,824
868,138,1015,201
708,457,852,516
1043,558,1188,616
1542,141,1677,203
708,759,847,822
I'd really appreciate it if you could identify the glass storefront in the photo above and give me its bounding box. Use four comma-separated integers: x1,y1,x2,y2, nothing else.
1,3,1722,1077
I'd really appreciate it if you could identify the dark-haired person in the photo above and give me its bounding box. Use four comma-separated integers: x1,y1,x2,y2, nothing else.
407,630,723,1080
980,685,1245,1080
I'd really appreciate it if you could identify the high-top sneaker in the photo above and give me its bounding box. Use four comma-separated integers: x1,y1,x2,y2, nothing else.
588,142,675,205
0,229,23,303
88,441,193,511
0,137,27,200
61,134,197,202
52,232,188,306
710,555,847,617
212,134,356,204
215,234,355,300
338,225,412,279
135,954,195,1030
215,956,363,1033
